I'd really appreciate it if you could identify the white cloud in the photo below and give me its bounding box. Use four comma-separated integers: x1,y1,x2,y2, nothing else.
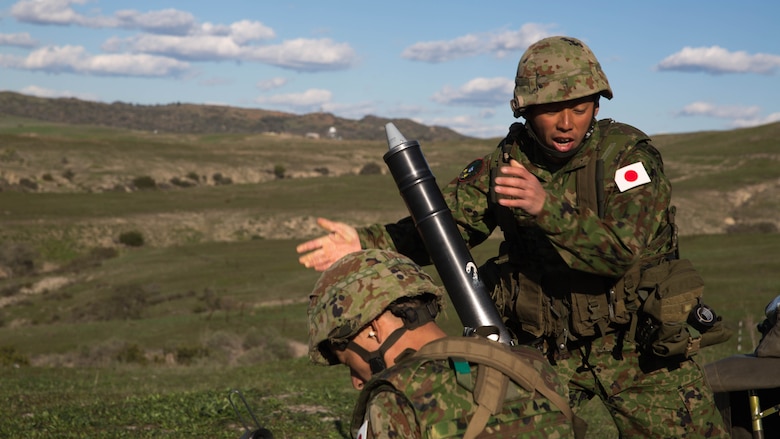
1,45,190,77
732,112,780,128
104,34,355,71
228,20,276,44
431,77,514,106
83,52,189,76
676,101,780,129
425,113,507,139
105,34,246,61
401,23,555,63
254,88,333,113
256,77,288,91
20,84,99,101
402,34,484,63
657,46,780,75
0,32,39,47
486,24,556,58
11,0,116,27
11,0,86,25
9,2,353,73
12,0,275,40
114,8,197,35
677,101,761,119
244,38,356,72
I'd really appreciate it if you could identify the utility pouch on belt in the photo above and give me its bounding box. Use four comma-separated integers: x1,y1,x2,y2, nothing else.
480,255,545,338
634,259,732,358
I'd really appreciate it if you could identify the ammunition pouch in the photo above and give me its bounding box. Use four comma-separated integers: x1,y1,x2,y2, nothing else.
480,255,546,339
569,270,631,338
633,258,732,358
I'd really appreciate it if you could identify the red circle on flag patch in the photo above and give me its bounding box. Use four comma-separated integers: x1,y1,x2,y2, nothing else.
624,170,638,182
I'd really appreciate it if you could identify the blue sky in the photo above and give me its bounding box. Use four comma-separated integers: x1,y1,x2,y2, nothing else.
2,0,779,139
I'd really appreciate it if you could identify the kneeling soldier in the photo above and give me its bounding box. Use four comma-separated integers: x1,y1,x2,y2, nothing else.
308,249,578,439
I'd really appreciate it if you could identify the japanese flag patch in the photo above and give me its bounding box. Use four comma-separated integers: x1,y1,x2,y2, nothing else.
614,162,651,192
356,419,368,439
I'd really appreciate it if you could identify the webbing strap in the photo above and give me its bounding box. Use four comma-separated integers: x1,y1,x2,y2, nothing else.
413,338,575,423
463,366,508,439
576,118,614,220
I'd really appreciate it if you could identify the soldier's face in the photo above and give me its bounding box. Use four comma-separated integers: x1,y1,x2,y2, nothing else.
527,96,599,156
333,334,375,390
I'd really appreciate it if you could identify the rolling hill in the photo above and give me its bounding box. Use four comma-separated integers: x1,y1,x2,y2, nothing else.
0,91,468,142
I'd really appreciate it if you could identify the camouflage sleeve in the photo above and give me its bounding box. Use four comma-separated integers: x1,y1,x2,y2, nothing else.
357,217,434,266
356,153,497,266
440,155,498,248
364,390,420,439
535,142,671,276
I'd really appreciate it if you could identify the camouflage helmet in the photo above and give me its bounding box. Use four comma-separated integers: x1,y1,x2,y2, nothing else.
510,36,613,117
308,249,444,366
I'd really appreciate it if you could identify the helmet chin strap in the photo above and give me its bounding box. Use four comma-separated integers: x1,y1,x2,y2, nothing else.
526,117,596,161
343,302,438,374
346,326,408,374
347,301,439,374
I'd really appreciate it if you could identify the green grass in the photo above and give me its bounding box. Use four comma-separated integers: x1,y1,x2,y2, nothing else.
2,234,779,437
1,359,356,438
1,119,779,437
0,174,408,227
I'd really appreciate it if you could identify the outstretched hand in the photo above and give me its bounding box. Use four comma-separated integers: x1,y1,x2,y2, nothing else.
493,159,546,216
296,218,361,271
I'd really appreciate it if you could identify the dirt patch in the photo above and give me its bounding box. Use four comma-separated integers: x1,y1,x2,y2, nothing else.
287,340,309,358
0,275,71,309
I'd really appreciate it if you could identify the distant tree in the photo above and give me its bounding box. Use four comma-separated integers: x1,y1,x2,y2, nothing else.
118,231,144,247
19,178,38,191
359,162,382,175
212,173,232,185
273,165,286,179
0,241,37,276
132,176,157,190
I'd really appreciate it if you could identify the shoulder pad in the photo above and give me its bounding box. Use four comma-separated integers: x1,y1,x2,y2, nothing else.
598,119,651,144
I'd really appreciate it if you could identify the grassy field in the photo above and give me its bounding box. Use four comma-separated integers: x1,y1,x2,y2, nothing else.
2,234,779,438
1,119,779,437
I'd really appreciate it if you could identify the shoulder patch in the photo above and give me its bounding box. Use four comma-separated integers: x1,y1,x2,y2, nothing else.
458,159,485,182
615,161,651,192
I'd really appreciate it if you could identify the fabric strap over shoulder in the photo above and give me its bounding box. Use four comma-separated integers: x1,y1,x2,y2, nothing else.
413,337,581,438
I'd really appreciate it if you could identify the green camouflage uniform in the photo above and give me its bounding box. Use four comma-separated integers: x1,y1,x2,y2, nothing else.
352,339,572,439
350,36,728,436
308,249,574,439
356,119,727,437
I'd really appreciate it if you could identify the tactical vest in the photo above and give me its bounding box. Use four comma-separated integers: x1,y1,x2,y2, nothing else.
351,336,581,439
488,119,676,345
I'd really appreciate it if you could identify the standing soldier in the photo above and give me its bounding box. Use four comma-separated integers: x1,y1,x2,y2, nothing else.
308,249,576,438
298,36,729,437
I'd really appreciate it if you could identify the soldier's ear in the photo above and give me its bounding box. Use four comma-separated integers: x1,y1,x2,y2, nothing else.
369,320,382,344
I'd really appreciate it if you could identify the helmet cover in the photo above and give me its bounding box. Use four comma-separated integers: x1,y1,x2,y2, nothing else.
511,36,613,117
308,249,443,365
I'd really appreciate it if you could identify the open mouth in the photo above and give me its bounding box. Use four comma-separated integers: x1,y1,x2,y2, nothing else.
553,137,575,150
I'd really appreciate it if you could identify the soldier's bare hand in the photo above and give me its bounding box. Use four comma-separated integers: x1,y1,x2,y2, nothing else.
296,218,361,271
493,159,546,216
